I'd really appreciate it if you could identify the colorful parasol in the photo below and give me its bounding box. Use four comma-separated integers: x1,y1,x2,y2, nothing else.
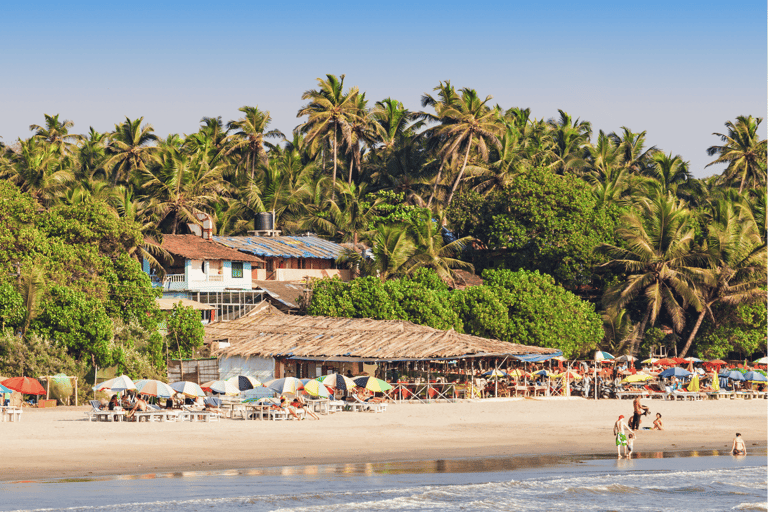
752,357,768,365
264,377,304,395
201,380,241,395
93,375,136,392
170,381,206,398
641,358,659,364
622,373,652,383
227,375,262,391
687,374,700,392
594,351,614,362
1,376,46,395
301,379,330,397
656,358,678,366
317,373,357,391
353,376,393,392
135,379,175,398
482,369,508,378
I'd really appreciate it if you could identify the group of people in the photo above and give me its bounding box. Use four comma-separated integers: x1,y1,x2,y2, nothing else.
613,396,748,458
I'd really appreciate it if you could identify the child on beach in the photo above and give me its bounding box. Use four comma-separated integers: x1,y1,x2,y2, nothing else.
626,432,635,457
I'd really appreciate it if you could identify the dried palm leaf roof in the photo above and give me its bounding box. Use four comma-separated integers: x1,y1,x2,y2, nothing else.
208,307,557,361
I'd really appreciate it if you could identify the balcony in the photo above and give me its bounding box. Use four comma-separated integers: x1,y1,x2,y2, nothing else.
159,274,228,291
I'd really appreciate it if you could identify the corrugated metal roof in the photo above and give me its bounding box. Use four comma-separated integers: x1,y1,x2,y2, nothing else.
213,235,344,260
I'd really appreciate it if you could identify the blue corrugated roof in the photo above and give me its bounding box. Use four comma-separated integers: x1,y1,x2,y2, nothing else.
213,235,344,260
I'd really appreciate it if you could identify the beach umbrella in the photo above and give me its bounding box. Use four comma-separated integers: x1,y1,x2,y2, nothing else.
594,351,614,362
659,367,692,378
719,371,746,381
317,373,357,391
353,376,393,392
1,377,46,395
0,383,12,394
622,373,652,383
482,369,508,378
656,358,678,367
301,380,330,398
683,357,702,363
641,358,659,364
134,379,175,398
615,355,637,363
752,357,768,365
227,375,262,391
707,359,727,366
552,356,567,362
93,375,137,392
265,377,304,395
201,380,241,395
744,371,768,382
507,369,526,378
558,370,583,380
170,381,206,398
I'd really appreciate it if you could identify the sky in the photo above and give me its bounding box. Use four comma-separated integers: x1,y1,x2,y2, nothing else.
1,0,765,177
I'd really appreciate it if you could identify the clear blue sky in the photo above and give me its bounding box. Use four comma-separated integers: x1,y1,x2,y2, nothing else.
1,0,765,177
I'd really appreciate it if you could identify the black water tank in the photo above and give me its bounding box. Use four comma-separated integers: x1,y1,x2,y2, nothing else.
256,212,274,231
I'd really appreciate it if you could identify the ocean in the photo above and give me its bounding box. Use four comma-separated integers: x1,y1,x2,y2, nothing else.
1,450,765,512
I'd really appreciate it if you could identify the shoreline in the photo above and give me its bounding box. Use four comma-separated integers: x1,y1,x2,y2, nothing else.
3,399,766,482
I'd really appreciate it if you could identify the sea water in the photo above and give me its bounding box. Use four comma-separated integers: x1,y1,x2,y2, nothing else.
1,451,765,512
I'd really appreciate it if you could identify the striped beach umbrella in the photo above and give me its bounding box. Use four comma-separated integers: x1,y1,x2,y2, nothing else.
683,357,702,363
227,375,262,391
752,357,768,365
265,377,304,395
170,381,206,398
135,379,175,398
93,375,136,392
201,380,241,396
641,358,659,364
317,373,357,391
301,379,330,397
594,351,614,362
508,369,526,378
353,376,392,392
482,369,508,378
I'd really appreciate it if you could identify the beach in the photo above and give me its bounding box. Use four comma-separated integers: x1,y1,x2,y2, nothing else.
2,397,765,482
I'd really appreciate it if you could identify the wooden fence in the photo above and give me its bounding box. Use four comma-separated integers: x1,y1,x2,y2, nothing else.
167,358,219,384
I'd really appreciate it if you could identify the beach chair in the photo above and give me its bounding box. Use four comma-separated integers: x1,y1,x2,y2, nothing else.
350,395,387,412
2,406,22,422
85,400,102,421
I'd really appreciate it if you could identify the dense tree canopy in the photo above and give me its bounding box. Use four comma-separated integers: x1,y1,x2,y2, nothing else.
0,77,765,366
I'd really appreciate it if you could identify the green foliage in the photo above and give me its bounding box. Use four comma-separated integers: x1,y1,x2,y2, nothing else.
367,191,430,228
31,285,115,367
696,300,767,359
165,302,205,359
448,169,616,287
0,330,85,381
102,253,161,330
0,283,24,330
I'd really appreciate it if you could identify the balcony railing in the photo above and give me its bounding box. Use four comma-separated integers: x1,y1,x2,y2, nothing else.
164,274,185,283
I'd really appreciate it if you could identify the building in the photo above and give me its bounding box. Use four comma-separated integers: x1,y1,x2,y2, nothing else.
205,303,560,384
144,234,266,320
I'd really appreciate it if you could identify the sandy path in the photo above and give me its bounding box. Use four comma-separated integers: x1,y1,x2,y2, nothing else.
1,397,765,481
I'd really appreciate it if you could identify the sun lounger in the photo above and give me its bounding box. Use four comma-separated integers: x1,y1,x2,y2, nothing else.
349,395,387,412
1,406,23,422
93,410,124,422
178,407,220,422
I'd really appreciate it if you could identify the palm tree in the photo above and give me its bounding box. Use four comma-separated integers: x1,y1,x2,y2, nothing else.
372,98,419,153
104,117,159,185
29,114,82,156
296,74,361,198
596,193,704,356
678,198,766,357
609,127,657,175
4,137,73,204
434,88,502,208
642,152,703,201
344,92,381,184
137,148,225,234
403,211,474,284
707,115,767,193
420,81,459,207
368,224,417,279
228,107,284,180
546,110,591,175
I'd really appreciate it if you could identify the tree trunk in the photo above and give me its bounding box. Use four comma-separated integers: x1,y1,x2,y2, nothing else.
331,128,338,201
427,161,445,208
679,305,709,358
446,134,474,209
630,304,653,357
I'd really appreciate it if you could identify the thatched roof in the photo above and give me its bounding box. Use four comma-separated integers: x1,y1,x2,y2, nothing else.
207,307,557,361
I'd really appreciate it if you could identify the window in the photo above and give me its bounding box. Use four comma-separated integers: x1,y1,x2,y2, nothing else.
231,262,243,279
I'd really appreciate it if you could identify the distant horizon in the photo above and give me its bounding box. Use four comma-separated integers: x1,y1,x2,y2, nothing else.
1,0,765,178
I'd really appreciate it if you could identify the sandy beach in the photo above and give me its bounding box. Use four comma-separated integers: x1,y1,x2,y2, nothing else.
1,398,765,482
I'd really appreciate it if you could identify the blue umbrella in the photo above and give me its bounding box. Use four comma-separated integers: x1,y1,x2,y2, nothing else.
743,371,767,382
659,367,692,378
720,371,746,381
0,383,12,394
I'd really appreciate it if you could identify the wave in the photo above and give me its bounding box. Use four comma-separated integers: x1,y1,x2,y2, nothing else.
733,503,768,511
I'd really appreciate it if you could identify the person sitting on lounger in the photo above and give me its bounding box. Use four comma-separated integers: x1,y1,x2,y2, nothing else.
653,413,663,430
280,397,301,420
108,394,120,411
126,396,150,419
291,396,319,420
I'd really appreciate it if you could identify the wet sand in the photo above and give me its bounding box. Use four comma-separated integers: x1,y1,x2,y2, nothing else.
1,397,765,481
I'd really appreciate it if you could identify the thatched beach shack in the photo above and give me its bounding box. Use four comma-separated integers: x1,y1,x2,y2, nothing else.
205,303,560,395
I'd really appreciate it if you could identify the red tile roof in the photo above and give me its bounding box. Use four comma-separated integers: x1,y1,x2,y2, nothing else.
160,235,264,263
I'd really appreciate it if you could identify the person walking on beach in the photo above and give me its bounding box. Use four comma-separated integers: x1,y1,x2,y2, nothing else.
614,415,633,458
731,433,747,455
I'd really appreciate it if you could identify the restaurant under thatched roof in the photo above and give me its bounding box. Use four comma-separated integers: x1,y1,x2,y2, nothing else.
207,305,558,362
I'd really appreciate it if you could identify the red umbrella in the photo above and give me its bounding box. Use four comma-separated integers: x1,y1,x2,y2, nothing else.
672,357,687,364
707,359,727,365
1,377,46,395
656,358,677,366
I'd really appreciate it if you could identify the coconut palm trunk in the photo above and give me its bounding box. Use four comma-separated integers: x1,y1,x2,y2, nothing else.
679,306,708,358
427,161,445,208
332,127,338,200
446,134,473,208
